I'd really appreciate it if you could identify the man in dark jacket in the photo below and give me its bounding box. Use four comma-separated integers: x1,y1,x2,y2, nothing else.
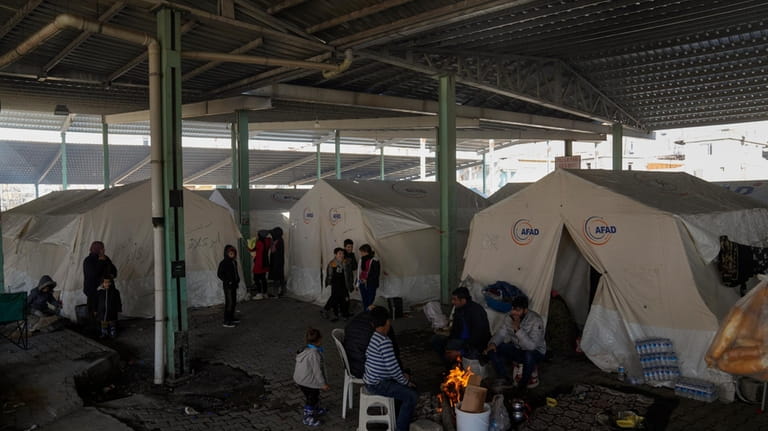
431,286,491,366
217,244,241,328
83,241,117,318
343,306,402,378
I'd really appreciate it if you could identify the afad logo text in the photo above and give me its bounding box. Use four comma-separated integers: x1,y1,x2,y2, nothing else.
583,216,617,245
303,207,314,224
329,208,343,225
511,219,540,246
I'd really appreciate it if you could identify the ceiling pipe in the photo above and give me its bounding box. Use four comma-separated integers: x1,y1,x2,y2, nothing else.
0,13,168,387
181,48,353,75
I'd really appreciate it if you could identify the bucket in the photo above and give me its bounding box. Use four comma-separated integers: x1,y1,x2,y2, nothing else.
387,297,403,318
75,304,89,326
455,402,490,431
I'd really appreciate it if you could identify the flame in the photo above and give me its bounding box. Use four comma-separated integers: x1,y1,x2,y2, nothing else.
439,356,474,408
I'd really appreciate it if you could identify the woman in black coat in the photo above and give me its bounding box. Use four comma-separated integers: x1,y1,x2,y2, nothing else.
83,241,118,318
269,227,286,297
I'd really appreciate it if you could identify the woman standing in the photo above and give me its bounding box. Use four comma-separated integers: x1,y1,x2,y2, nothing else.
358,244,381,311
83,241,118,320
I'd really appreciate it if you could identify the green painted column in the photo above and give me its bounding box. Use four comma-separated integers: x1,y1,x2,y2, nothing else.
61,132,68,190
34,184,39,198
335,129,341,179
438,74,457,305
234,111,252,289
565,139,573,157
0,208,4,293
158,7,189,380
316,143,321,179
102,121,110,189
612,123,623,170
482,152,487,195
380,146,385,180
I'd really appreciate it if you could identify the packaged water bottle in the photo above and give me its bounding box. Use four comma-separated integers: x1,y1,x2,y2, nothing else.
618,366,626,382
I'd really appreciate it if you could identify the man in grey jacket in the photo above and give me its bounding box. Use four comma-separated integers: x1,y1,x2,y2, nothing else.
484,295,546,389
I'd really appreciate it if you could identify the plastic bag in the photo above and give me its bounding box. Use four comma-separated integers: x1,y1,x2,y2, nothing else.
423,301,448,330
706,277,768,380
489,394,511,431
483,281,526,313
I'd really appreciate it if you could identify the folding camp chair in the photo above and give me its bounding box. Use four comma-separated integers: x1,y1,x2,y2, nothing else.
0,292,29,349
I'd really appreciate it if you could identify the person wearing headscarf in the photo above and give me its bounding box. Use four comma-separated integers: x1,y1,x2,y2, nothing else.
269,227,286,297
83,241,118,318
248,230,271,300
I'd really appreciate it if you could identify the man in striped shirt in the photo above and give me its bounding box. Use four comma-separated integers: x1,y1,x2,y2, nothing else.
363,307,418,431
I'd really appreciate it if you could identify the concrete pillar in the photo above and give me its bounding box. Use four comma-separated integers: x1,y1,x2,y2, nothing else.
564,139,573,157
612,123,623,171
482,152,487,195
438,74,457,305
335,129,341,179
234,111,252,289
61,132,68,190
380,146,385,180
102,121,110,189
419,138,426,180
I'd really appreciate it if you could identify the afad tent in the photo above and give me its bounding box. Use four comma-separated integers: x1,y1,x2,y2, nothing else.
289,180,487,306
714,180,768,205
2,181,242,320
462,169,768,398
207,188,306,233
487,182,532,204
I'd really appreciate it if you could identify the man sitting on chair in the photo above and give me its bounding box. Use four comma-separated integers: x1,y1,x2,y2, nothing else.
431,286,491,367
363,306,418,431
484,295,546,390
344,305,402,379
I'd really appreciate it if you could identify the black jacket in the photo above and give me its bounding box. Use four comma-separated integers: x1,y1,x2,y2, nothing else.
343,311,401,378
269,229,285,280
27,288,57,314
83,253,117,297
359,255,380,289
217,245,240,288
451,299,491,354
344,251,358,272
96,287,122,321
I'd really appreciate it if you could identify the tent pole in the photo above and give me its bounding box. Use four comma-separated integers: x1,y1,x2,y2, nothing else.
612,123,623,171
235,110,252,289
438,74,457,305
482,152,486,195
335,129,341,179
380,146,385,180
564,139,573,157
102,120,110,189
158,7,189,381
61,132,68,190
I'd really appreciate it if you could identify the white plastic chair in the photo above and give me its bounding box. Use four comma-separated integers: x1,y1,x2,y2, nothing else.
331,328,365,419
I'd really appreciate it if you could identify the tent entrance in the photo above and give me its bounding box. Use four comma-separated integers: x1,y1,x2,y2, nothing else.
547,227,593,356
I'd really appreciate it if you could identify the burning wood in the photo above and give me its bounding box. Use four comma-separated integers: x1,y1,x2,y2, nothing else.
438,357,475,409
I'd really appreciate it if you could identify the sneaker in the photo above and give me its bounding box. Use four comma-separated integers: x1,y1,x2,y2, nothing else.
302,415,320,426
222,322,236,328
313,406,328,416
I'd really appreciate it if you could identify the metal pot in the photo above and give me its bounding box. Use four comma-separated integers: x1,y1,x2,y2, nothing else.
510,398,526,411
511,409,527,423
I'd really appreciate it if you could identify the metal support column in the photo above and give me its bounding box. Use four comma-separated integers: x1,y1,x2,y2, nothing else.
335,129,341,179
34,184,39,198
0,207,4,293
158,7,189,381
565,139,573,157
612,124,623,171
380,146,385,180
61,132,68,190
234,111,252,289
419,138,426,180
102,121,110,189
482,152,487,195
438,74,457,305
316,143,321,179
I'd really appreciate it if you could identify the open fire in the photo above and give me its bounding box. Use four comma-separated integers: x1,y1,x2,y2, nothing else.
437,357,475,413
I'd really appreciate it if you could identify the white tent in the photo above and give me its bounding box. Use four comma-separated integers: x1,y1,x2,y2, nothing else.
714,180,768,205
487,182,532,204
289,180,487,306
207,188,306,233
2,181,242,320
463,169,768,398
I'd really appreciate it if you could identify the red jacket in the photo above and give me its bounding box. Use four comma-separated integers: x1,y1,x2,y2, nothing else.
250,238,271,274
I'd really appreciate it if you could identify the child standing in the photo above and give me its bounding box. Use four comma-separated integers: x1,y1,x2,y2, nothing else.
358,244,381,311
217,244,240,328
96,274,122,338
293,327,329,427
322,247,353,321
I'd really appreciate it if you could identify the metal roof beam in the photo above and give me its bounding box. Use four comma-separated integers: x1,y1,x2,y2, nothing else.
41,2,126,76
290,156,380,185
248,116,480,131
266,0,307,15
362,50,645,130
60,113,76,133
113,155,150,185
104,95,271,124
249,154,315,182
306,0,415,34
235,0,316,40
182,38,263,82
249,84,611,134
184,156,232,183
0,0,44,41
339,129,605,141
37,150,61,184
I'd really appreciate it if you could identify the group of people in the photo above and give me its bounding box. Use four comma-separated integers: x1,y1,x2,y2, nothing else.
247,227,286,301
321,239,381,322
293,305,416,429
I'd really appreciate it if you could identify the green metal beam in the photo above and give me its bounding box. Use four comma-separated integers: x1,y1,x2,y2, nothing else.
335,129,341,179
0,207,4,293
316,142,321,179
438,74,457,305
234,111,252,288
380,146,385,180
61,132,68,190
34,183,38,198
103,122,110,189
612,123,623,170
158,7,189,381
564,139,573,157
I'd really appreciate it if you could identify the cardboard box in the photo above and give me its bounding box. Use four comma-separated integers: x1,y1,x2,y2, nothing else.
460,385,487,413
